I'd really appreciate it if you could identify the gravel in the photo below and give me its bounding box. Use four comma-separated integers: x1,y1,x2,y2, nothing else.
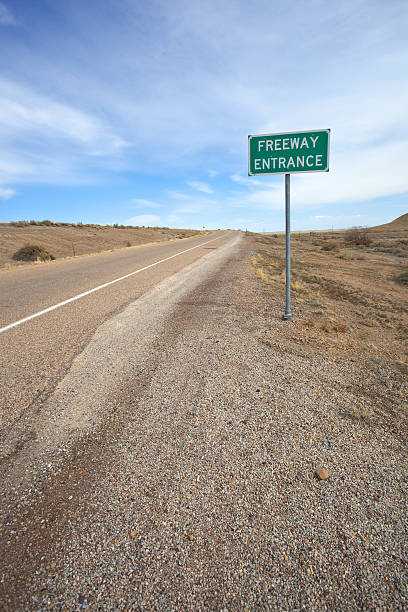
0,235,406,610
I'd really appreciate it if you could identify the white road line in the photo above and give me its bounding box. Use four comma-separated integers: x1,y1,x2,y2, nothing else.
0,234,226,335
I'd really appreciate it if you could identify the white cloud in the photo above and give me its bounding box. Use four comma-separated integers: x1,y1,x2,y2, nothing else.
129,198,162,209
126,214,161,226
0,78,129,186
311,213,364,228
0,1,407,227
173,204,202,214
231,173,263,186
0,80,124,149
314,214,361,221
0,186,15,199
187,180,213,194
166,190,190,200
0,3,15,25
166,214,184,225
231,174,248,185
245,138,408,211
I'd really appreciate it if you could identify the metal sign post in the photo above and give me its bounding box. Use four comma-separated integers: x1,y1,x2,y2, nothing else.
283,174,293,320
248,129,330,320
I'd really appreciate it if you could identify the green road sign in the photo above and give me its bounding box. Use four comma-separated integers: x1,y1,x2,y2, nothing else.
248,129,330,175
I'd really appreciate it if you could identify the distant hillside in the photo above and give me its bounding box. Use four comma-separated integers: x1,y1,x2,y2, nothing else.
371,213,408,231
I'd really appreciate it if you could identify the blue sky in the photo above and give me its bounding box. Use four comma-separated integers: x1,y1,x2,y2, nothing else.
0,0,407,231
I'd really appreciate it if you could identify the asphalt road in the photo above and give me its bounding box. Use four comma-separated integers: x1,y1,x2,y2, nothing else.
0,231,233,436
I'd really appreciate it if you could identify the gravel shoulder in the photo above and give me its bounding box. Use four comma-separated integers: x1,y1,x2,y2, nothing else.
0,234,240,513
0,234,406,610
0,231,231,440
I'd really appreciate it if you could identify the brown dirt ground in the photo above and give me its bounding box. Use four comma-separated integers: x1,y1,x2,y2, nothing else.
250,223,408,433
0,223,203,269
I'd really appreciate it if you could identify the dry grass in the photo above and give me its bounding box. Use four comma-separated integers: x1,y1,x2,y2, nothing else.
249,219,408,432
344,227,372,246
304,319,349,333
348,405,373,420
321,239,340,251
0,223,204,269
291,280,306,293
254,267,273,284
320,321,349,333
12,244,55,262
395,360,408,376
395,269,408,285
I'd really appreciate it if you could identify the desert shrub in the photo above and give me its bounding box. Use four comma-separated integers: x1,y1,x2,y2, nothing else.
344,227,372,246
321,321,349,333
125,241,131,247
337,252,356,260
392,247,407,257
303,319,316,328
12,244,55,262
332,323,349,333
321,240,339,251
10,220,28,227
38,219,54,226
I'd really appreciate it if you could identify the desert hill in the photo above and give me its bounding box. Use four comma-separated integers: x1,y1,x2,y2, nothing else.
371,213,408,231
0,222,203,269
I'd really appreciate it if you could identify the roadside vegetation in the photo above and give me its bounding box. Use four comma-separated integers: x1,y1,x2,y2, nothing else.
8,219,178,230
395,269,408,285
12,244,55,262
0,222,204,269
249,219,408,432
343,227,372,246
